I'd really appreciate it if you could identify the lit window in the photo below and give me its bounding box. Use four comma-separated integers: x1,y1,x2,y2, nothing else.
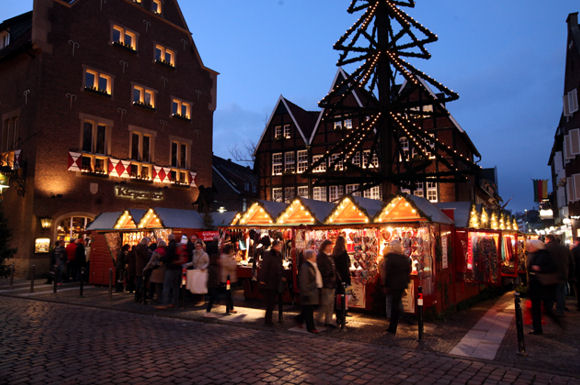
130,132,152,163
363,150,379,169
152,0,162,14
344,119,353,129
346,184,360,197
312,155,326,173
297,186,309,199
426,181,438,203
283,124,292,139
84,68,112,95
171,140,188,169
274,125,282,140
272,153,283,176
171,98,191,120
363,186,381,200
112,25,137,51
81,120,108,155
297,150,308,173
132,0,142,3
400,137,410,161
330,154,344,171
0,31,10,50
313,186,327,202
414,182,425,198
329,185,344,202
272,188,283,203
427,133,436,160
132,85,156,109
154,44,175,67
284,187,295,203
284,152,295,174
351,151,361,167
333,117,343,130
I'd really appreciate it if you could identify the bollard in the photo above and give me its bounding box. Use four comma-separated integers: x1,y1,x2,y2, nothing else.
340,282,347,330
417,286,424,342
514,292,526,355
79,267,85,297
9,263,15,288
108,268,113,300
30,265,36,293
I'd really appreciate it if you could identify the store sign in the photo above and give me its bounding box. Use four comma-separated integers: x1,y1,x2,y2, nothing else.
35,238,50,254
114,186,164,201
441,236,449,270
198,231,219,242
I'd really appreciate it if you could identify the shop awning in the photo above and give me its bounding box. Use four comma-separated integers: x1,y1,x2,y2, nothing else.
152,207,205,229
277,198,335,226
86,211,124,231
211,211,239,227
326,196,383,225
238,200,288,226
87,208,206,231
375,195,454,225
435,202,472,227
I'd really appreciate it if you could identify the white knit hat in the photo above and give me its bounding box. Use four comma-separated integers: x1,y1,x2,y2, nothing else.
180,235,188,244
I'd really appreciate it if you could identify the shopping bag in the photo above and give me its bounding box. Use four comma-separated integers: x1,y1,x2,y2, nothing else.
186,269,208,294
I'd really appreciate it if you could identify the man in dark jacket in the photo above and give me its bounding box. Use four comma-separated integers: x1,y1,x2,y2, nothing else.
299,249,322,333
546,235,571,315
157,234,182,309
74,238,86,282
133,238,151,303
572,238,580,311
317,240,337,327
259,240,284,326
384,241,411,335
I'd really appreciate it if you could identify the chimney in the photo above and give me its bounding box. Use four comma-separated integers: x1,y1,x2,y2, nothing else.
567,12,578,28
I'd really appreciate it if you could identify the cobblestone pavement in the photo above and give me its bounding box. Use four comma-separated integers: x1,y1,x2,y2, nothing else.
0,296,579,385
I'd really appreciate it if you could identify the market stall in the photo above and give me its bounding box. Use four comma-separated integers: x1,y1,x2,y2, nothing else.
87,207,206,285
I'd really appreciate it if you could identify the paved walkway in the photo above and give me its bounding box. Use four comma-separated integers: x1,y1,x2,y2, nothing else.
1,296,578,385
450,293,515,360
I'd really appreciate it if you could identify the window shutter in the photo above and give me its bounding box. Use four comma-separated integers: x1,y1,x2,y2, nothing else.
564,94,571,117
565,134,574,161
571,129,580,155
570,89,579,114
575,174,580,201
568,177,574,203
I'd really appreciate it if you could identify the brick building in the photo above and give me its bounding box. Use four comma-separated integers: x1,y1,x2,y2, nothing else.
549,12,580,234
0,0,217,276
255,69,498,207
212,155,258,213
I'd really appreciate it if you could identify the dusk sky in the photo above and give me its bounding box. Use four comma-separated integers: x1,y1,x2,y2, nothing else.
1,1,578,212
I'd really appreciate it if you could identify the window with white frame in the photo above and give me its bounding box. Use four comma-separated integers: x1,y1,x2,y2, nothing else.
344,118,353,129
284,151,295,173
82,120,108,155
363,150,379,169
284,187,296,203
333,116,342,130
112,25,137,51
171,98,191,119
283,124,292,139
352,151,361,167
363,186,381,200
297,186,309,199
272,153,283,176
313,186,327,202
0,31,9,50
132,85,156,109
426,181,438,202
130,131,152,162
154,44,175,67
346,184,360,197
84,68,112,95
414,182,425,198
272,188,283,202
329,185,344,202
274,125,282,140
400,137,410,161
330,153,344,171
312,155,326,173
297,150,308,173
569,129,580,156
152,0,162,14
566,88,579,115
170,140,188,169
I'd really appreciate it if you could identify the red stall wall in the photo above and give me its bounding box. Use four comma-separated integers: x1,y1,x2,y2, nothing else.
89,233,115,286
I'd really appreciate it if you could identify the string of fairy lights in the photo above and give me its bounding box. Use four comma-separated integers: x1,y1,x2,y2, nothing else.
305,0,479,189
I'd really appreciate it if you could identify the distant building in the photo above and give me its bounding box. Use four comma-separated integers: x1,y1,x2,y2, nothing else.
212,155,258,213
0,0,217,276
549,12,580,235
254,69,500,207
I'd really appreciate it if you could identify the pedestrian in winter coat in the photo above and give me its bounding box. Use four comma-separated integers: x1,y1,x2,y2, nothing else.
220,243,238,314
317,240,337,328
53,241,66,284
75,238,86,281
65,241,77,281
384,240,411,335
191,241,210,270
299,249,323,333
333,236,351,327
205,240,221,316
546,235,572,315
156,234,182,309
133,238,151,303
572,238,580,311
259,240,285,325
527,239,560,335
116,245,130,292
144,240,166,303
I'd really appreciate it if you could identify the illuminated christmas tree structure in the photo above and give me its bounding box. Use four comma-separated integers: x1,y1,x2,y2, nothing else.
305,0,479,195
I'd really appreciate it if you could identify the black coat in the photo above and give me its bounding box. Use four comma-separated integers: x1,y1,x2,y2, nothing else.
546,242,571,282
334,251,351,287
316,252,336,289
259,249,284,291
75,244,86,267
384,252,411,292
163,240,180,270
573,245,580,279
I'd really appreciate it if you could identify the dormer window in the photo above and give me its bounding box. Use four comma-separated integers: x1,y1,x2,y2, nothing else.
154,44,175,67
0,31,10,50
152,0,162,15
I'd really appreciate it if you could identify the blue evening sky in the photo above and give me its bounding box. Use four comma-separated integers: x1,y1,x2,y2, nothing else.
1,1,578,212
